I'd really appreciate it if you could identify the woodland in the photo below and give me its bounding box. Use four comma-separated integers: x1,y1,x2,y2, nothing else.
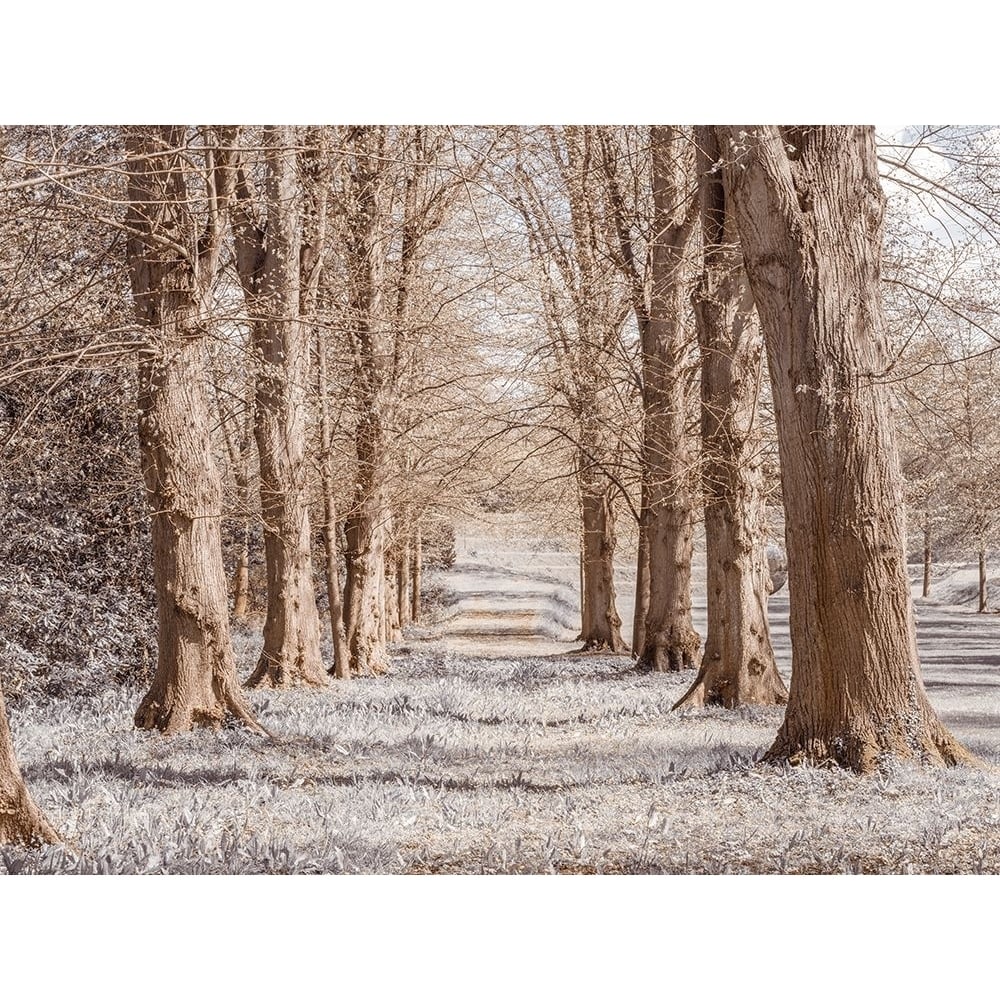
2,124,1000,874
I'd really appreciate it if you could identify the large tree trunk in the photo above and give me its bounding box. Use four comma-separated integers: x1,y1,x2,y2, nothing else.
675,128,786,710
721,124,971,771
316,324,351,679
126,126,261,735
234,127,325,689
637,126,701,673
577,463,627,652
342,128,391,676
0,681,58,845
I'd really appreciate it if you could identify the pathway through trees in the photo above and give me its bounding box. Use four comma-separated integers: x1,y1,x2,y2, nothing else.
417,515,1000,751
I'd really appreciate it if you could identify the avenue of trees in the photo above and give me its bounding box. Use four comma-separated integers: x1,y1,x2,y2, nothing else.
2,124,998,844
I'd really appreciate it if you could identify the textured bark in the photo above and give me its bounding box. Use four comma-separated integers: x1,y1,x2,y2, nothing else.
344,424,389,675
410,527,422,623
979,549,988,613
631,494,650,656
638,126,701,673
922,520,932,599
234,127,325,689
317,325,351,679
342,128,391,676
578,464,627,651
223,372,254,622
396,536,412,629
125,126,261,735
0,680,58,845
675,128,786,710
721,124,972,771
232,545,250,621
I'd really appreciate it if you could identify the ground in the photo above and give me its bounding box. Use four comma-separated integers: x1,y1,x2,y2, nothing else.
3,513,1000,874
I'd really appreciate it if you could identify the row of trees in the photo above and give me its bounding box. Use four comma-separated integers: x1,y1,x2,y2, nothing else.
0,124,992,845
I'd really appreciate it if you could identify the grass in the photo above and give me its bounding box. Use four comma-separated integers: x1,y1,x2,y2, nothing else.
5,645,1000,874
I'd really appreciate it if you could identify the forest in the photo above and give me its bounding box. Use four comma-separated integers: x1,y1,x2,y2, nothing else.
2,123,1000,876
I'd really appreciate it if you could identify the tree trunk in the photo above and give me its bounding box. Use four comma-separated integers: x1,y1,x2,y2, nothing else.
721,124,972,771
922,518,932,599
344,473,389,674
233,127,325,690
577,466,627,652
342,127,390,676
232,543,250,621
317,332,350,678
631,490,650,656
0,681,58,845
979,548,988,613
227,373,255,622
637,126,701,673
397,536,411,630
386,549,402,642
675,128,786,710
125,126,262,735
411,527,422,623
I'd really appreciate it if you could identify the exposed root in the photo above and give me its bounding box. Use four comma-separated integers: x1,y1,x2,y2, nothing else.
575,636,630,655
637,626,701,673
245,651,328,689
762,721,981,775
672,667,708,710
0,803,60,847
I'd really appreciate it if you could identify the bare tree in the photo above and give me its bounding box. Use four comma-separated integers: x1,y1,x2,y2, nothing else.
675,127,786,709
507,126,631,651
125,126,261,734
231,126,326,687
0,681,58,844
720,124,972,770
637,126,701,672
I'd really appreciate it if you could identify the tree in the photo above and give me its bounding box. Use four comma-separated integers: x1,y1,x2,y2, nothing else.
898,329,1000,610
721,124,973,771
674,128,786,709
0,679,58,844
125,126,262,734
231,126,327,687
636,126,701,672
507,126,631,652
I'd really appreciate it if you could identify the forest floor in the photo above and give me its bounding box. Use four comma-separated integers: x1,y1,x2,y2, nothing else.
5,512,1000,874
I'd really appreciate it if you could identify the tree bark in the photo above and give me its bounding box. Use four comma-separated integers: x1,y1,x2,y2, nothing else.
316,322,351,679
342,128,391,676
922,518,932,599
397,535,412,630
637,126,701,673
721,124,972,771
675,128,786,710
232,543,250,621
631,491,650,656
411,527,422,623
577,461,627,651
0,680,58,845
344,426,389,675
125,126,261,735
233,127,325,689
979,548,988,613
